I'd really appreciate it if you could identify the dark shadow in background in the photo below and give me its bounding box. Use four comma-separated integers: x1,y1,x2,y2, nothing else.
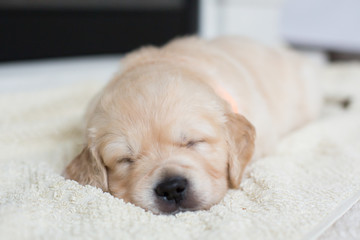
0,0,199,62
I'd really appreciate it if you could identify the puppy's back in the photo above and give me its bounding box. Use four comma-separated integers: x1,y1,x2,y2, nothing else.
210,37,322,135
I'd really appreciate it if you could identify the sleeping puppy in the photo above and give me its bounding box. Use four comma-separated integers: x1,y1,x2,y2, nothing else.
65,36,321,214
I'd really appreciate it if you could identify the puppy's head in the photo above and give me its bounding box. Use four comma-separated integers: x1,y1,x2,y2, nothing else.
65,63,255,214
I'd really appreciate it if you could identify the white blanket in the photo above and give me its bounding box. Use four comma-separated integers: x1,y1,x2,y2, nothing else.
0,59,359,240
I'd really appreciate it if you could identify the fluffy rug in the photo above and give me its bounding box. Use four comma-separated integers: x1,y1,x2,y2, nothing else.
0,60,359,240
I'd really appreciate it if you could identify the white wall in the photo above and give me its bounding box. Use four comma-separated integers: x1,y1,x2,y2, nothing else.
281,0,360,53
199,0,285,46
200,0,360,54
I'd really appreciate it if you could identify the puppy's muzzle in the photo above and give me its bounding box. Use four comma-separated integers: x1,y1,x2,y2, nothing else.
154,175,199,213
155,176,188,203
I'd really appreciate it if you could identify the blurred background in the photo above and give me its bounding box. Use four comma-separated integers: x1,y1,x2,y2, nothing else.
1,0,360,63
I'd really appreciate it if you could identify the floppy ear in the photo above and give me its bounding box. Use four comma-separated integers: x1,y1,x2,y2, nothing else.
225,113,256,189
64,147,108,192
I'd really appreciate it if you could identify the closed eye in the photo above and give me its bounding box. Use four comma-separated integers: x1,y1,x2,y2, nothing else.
117,157,134,164
185,140,205,148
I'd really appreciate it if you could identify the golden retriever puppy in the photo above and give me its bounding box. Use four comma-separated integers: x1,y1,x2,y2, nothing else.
65,36,321,214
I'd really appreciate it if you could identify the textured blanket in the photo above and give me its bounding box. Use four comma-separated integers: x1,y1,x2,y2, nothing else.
0,61,359,240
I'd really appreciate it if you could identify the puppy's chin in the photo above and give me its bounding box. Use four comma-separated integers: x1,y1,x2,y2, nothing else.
153,194,201,215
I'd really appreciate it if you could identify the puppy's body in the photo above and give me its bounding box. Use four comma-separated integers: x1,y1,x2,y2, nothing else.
65,37,321,214
155,37,321,157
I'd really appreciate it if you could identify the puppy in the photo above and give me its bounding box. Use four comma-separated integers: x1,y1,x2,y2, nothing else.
65,36,321,214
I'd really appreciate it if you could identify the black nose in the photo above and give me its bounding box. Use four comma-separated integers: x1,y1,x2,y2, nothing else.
155,176,188,203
